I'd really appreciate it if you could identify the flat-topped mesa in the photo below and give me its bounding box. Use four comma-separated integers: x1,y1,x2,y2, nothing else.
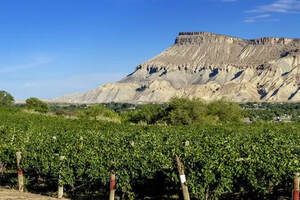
53,31,300,103
175,32,243,45
175,32,300,46
178,32,238,37
248,37,294,45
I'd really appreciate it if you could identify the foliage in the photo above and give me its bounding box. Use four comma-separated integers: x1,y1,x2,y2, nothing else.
25,97,50,113
0,90,14,106
77,104,120,122
102,102,136,113
207,99,244,123
165,97,207,125
0,108,298,199
122,104,167,124
241,102,300,122
49,104,87,116
123,97,244,125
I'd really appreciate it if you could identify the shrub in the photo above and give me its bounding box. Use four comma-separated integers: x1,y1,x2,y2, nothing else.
78,104,120,122
26,97,50,113
166,97,208,125
123,104,166,124
166,97,244,125
121,97,244,125
207,99,244,123
0,90,14,106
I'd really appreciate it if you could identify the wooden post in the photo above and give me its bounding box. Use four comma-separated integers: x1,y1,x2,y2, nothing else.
293,173,300,200
58,155,65,199
176,155,190,200
205,186,209,200
58,184,63,199
109,171,116,200
16,152,24,192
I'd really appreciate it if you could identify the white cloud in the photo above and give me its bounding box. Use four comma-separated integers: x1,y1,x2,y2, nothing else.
247,0,300,13
0,56,52,73
244,14,279,23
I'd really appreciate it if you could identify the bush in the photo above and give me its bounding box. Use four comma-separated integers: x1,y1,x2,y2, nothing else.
122,97,244,125
207,99,244,123
166,97,209,125
78,104,120,122
123,104,166,124
26,97,50,113
0,90,14,106
166,97,244,125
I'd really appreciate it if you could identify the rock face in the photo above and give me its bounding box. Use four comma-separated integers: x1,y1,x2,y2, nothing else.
53,32,300,103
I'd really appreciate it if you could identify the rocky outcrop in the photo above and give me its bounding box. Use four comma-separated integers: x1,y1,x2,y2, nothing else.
52,32,300,103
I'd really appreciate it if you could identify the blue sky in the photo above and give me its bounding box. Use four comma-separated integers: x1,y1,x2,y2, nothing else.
1,0,300,100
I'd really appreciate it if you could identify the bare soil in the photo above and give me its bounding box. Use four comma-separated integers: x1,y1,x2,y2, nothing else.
0,188,68,200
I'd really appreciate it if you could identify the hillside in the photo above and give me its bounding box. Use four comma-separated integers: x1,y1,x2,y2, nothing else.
52,32,300,103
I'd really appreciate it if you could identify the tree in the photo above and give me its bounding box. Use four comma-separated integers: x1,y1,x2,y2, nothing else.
124,104,166,124
207,99,244,123
166,97,210,125
26,97,50,113
78,104,120,121
122,97,244,125
0,90,14,106
166,97,244,125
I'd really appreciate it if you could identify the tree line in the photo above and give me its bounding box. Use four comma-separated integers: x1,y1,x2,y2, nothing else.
2,89,300,124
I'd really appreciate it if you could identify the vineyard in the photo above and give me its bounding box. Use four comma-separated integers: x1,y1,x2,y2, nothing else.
0,107,299,199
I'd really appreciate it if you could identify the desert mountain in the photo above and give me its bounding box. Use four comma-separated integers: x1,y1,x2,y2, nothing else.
53,32,300,103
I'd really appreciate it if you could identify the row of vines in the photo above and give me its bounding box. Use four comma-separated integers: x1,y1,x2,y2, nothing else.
0,107,299,199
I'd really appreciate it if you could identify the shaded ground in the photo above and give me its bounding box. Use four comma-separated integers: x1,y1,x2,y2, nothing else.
0,188,68,200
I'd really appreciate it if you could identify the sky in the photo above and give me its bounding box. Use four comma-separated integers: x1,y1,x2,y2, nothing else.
1,0,300,100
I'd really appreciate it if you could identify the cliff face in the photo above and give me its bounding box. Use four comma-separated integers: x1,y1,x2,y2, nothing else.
53,32,300,103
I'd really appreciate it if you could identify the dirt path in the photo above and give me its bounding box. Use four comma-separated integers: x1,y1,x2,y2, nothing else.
0,188,68,200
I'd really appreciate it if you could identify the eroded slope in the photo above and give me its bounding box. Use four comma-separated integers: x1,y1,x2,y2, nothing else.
53,32,300,103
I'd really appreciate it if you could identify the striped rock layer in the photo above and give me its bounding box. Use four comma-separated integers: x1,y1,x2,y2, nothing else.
53,32,300,103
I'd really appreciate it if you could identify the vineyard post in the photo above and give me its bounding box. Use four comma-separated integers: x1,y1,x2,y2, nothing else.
58,155,65,199
293,173,300,200
109,171,116,200
176,155,190,200
205,186,210,200
16,151,24,192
